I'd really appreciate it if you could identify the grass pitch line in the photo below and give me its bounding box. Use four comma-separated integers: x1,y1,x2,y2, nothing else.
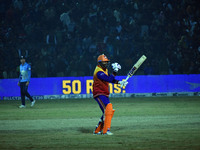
0,114,199,131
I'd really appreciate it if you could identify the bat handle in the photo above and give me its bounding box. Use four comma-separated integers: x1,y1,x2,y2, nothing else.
120,76,130,88
125,76,130,82
120,76,129,88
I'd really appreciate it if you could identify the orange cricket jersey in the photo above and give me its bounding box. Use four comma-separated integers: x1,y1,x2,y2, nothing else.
93,65,109,98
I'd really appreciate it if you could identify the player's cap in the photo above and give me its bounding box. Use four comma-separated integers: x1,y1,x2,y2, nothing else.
20,56,26,59
97,54,110,62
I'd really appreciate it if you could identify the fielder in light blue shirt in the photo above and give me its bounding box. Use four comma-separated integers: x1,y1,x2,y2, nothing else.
18,55,35,108
19,59,31,82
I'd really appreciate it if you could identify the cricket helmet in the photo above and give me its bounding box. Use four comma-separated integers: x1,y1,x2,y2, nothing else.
20,55,26,59
18,49,28,60
97,54,110,62
97,54,110,69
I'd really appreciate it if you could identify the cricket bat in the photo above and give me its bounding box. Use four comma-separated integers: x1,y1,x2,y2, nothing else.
125,55,147,82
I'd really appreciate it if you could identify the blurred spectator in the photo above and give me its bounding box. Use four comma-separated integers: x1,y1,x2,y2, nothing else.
113,9,121,22
60,11,71,28
13,0,23,11
0,0,200,78
144,62,154,75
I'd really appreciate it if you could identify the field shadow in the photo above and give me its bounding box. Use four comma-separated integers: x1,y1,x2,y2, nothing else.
113,126,126,131
77,126,126,134
77,127,92,133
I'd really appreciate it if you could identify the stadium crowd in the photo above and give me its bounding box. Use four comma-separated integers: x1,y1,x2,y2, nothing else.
0,0,200,79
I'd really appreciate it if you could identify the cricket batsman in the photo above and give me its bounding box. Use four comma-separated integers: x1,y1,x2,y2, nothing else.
93,54,128,135
18,54,35,108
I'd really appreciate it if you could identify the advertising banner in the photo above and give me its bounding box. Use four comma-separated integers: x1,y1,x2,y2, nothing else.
0,75,200,100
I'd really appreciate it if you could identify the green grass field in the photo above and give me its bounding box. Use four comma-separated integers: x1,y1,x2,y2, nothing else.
0,97,200,150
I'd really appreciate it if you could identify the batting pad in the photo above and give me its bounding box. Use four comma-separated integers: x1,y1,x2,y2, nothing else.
103,103,115,134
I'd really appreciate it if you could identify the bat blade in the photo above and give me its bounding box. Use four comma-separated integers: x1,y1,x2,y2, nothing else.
127,55,147,79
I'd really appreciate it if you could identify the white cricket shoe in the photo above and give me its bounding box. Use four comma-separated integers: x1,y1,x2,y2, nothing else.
93,131,102,135
31,100,35,107
103,131,113,135
19,105,26,108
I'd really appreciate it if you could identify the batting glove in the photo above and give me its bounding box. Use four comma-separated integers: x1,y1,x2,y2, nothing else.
112,62,121,72
119,80,128,88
